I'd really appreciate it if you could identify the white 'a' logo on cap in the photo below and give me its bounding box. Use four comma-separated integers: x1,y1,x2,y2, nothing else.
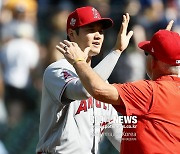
151,48,154,53
176,60,180,64
70,18,76,26
92,8,100,19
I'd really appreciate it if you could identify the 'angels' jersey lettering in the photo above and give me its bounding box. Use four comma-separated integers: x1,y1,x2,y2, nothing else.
76,98,109,115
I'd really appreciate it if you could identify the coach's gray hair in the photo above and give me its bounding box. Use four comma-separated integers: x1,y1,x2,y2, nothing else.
169,66,180,77
158,61,180,77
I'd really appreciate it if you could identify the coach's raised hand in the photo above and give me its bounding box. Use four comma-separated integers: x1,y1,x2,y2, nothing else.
113,13,133,53
165,20,174,31
56,40,90,65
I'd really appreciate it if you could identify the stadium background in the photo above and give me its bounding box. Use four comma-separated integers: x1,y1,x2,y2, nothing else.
0,0,180,153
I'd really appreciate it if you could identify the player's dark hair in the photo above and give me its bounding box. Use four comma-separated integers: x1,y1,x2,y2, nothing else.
67,28,79,41
75,28,79,35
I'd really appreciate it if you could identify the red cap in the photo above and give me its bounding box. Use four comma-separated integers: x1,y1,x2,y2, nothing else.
138,30,180,66
66,6,113,33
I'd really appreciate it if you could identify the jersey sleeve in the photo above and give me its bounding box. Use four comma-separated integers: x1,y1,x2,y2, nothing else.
43,64,77,104
113,80,153,116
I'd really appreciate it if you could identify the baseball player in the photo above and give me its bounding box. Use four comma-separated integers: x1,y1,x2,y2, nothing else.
36,6,133,154
58,12,180,154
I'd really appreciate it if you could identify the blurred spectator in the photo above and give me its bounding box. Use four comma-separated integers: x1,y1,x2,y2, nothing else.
1,0,37,44
0,23,40,127
0,66,7,124
136,0,168,39
0,141,8,154
4,0,37,23
165,0,180,33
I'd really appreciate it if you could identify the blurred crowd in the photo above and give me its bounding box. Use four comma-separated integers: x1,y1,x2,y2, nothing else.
0,0,180,154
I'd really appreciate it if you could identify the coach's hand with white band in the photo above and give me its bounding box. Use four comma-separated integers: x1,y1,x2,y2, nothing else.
56,40,90,65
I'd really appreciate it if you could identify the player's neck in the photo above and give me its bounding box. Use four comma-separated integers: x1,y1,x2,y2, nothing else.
86,57,91,66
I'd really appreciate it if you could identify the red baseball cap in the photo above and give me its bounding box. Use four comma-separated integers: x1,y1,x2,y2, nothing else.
138,30,180,66
66,6,113,33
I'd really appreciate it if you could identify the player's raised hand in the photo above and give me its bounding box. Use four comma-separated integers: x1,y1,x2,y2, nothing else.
56,40,89,65
165,20,174,31
114,13,133,53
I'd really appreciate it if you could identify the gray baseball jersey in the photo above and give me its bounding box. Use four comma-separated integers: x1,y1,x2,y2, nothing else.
36,59,122,154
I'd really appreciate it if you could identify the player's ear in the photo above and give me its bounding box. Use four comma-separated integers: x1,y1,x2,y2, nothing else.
68,29,76,41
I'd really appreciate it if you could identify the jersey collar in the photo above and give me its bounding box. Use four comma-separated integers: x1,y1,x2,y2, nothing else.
156,75,180,82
